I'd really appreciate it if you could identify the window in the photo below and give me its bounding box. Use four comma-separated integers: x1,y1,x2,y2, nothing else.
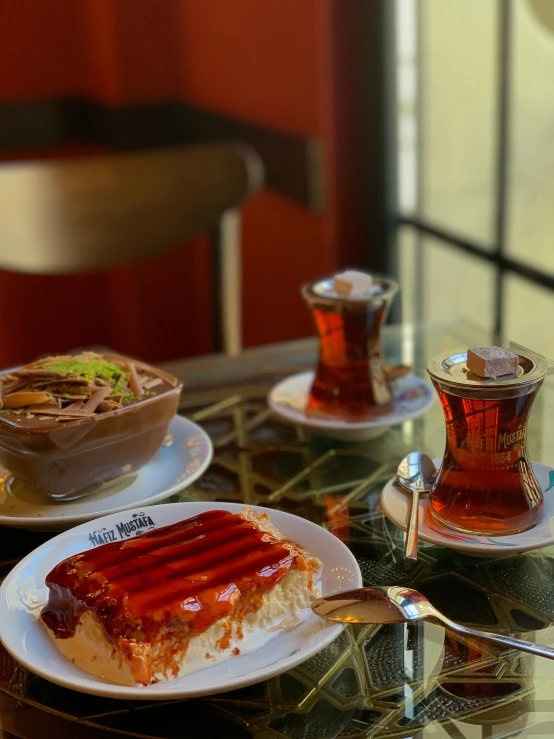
393,0,554,356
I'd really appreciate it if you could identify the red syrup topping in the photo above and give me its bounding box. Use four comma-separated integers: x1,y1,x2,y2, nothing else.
41,510,304,642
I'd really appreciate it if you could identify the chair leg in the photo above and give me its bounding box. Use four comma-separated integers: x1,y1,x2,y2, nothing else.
212,209,242,355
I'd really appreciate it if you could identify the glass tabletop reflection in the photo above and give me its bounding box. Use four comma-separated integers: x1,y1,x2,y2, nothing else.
2,318,554,739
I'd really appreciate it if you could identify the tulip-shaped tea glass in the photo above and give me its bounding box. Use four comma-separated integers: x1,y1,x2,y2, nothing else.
427,350,548,535
302,274,398,420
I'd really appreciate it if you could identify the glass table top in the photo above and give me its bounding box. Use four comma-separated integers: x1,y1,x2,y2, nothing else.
2,319,554,739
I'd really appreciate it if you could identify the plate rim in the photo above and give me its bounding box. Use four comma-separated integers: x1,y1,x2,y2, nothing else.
0,415,213,528
268,370,434,431
0,501,362,699
381,460,554,554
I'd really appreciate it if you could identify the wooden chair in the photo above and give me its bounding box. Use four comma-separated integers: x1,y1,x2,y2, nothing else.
0,142,264,354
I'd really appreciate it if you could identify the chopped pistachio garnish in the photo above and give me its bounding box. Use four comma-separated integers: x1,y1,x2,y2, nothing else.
2,353,169,420
42,358,129,390
112,372,128,396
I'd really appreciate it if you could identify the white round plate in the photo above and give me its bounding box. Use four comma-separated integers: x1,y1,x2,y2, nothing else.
268,371,434,440
381,461,554,556
0,502,362,700
0,415,212,530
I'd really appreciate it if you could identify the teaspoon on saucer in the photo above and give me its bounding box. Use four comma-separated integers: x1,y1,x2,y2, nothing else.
396,452,436,561
312,586,554,660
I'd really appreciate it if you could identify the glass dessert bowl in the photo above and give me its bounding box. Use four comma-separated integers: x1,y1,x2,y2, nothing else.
427,347,547,536
302,270,399,421
0,352,181,500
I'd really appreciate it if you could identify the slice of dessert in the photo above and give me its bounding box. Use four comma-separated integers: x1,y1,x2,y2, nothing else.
41,508,323,686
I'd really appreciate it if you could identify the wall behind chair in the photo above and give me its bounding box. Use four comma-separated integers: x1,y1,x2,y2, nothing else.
0,0,363,366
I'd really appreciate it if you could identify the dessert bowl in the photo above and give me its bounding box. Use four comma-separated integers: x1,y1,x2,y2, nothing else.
0,352,181,500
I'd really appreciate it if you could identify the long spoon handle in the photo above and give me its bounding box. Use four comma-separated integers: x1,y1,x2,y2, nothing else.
434,611,554,660
404,490,420,561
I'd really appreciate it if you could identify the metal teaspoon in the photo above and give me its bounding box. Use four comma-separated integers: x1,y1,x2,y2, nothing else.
312,586,554,660
396,452,436,561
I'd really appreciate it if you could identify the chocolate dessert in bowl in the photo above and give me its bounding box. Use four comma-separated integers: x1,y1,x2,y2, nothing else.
302,269,399,421
427,346,547,536
0,352,181,500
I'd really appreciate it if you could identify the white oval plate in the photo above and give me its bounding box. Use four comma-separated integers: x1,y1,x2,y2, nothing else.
268,371,434,440
381,461,554,556
0,502,362,699
0,415,212,530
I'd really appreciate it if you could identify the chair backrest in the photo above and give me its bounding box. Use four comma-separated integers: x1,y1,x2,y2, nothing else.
0,142,263,352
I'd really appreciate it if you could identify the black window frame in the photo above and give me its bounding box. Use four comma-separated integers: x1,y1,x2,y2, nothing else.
363,0,554,333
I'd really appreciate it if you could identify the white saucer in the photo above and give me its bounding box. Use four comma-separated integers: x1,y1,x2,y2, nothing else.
0,415,213,530
268,371,434,440
0,502,362,700
381,461,554,557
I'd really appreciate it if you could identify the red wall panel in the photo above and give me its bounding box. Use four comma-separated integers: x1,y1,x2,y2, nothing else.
176,0,321,136
0,0,363,366
173,0,344,348
241,189,329,347
79,0,184,103
0,1,86,99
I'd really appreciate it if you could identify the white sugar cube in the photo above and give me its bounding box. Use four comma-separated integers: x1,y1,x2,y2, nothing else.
332,270,374,298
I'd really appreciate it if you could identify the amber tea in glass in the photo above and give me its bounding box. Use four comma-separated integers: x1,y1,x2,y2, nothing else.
302,274,398,420
427,350,547,535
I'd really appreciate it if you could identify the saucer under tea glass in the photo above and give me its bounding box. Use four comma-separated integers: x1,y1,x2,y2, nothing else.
301,274,398,421
427,350,548,536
